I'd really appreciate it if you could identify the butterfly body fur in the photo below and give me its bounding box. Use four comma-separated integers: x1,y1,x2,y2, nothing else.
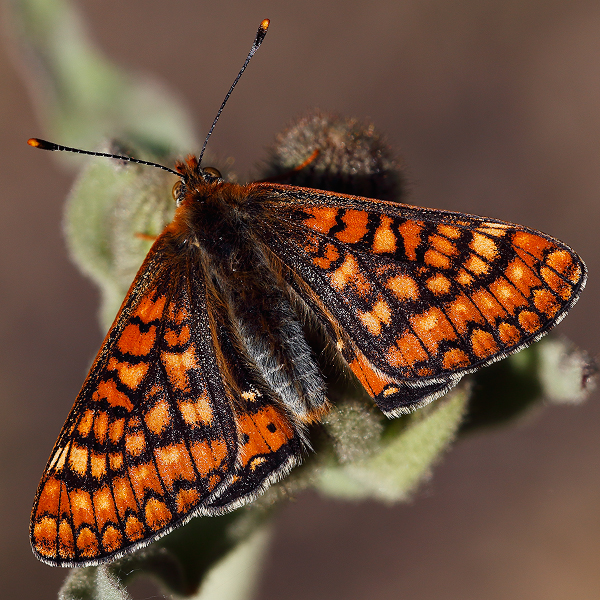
31,154,586,566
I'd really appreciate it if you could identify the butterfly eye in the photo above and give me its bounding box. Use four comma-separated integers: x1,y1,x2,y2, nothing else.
203,167,222,179
172,181,183,200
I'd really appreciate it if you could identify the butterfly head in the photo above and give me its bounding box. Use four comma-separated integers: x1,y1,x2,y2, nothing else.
172,155,224,205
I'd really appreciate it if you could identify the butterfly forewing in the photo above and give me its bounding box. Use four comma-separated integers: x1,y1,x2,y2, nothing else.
31,235,242,566
257,184,586,414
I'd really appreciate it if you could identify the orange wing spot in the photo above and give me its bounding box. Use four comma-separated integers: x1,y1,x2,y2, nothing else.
93,379,134,411
382,386,400,397
69,489,95,529
464,254,489,275
107,357,148,389
102,525,123,553
512,231,552,260
237,406,295,466
93,412,109,443
68,444,88,477
410,307,457,354
179,392,213,427
373,216,397,253
498,322,522,345
540,266,572,299
335,209,369,243
445,293,485,334
303,206,338,234
398,220,424,261
93,486,118,531
329,254,372,296
109,418,125,443
164,325,191,347
372,299,392,323
387,332,428,368
210,440,228,469
154,443,196,491
117,324,157,357
426,274,452,295
470,232,499,260
125,431,146,457
456,269,474,287
176,488,200,513
471,289,507,323
329,253,357,290
430,233,457,256
471,329,499,358
349,350,393,397
77,409,95,437
505,258,542,298
76,527,99,557
545,249,577,281
443,348,470,369
358,299,392,335
533,288,560,317
518,310,541,333
312,243,339,269
145,398,171,435
91,451,107,479
489,279,528,314
33,516,57,557
145,498,172,531
132,294,167,324
35,477,60,516
112,477,138,518
437,224,461,239
386,274,419,301
58,519,75,560
424,249,451,269
162,345,197,392
125,516,145,541
109,453,123,471
190,439,228,476
129,462,164,502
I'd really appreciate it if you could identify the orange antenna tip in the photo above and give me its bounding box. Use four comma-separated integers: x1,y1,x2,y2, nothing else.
260,18,270,30
28,138,59,150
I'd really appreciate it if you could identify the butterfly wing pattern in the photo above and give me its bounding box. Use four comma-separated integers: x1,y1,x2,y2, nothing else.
31,157,586,566
260,185,586,415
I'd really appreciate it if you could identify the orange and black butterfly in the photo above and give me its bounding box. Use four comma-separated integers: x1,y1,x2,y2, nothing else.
29,19,586,567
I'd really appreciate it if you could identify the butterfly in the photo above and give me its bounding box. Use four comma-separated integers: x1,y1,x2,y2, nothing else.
29,19,586,567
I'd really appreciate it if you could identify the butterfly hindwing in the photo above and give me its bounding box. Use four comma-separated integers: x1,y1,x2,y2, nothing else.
197,265,306,514
256,184,586,414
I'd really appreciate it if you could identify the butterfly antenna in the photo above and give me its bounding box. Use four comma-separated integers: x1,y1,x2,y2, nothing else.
27,138,180,176
197,18,270,166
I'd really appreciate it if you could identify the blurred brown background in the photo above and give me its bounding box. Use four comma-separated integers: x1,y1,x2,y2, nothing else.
1,1,599,598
